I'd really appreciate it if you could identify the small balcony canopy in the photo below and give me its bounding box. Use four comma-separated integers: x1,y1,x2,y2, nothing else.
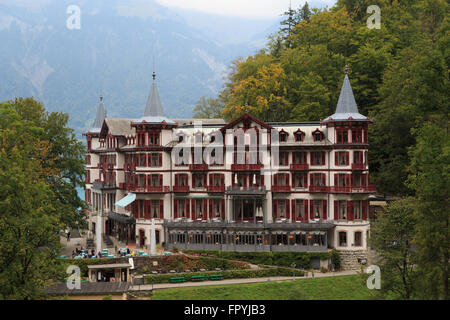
114,193,136,208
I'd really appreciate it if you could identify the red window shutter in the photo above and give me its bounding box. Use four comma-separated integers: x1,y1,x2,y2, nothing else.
291,199,296,220
362,200,367,220
147,175,151,188
321,152,325,165
260,174,264,186
232,174,235,187
186,199,190,219
209,174,213,187
285,152,289,165
362,173,366,186
304,174,308,188
134,174,138,186
322,200,327,220
309,200,314,219
364,151,368,165
221,199,225,219
243,175,247,188
144,200,149,219
203,174,207,187
310,173,313,186
192,174,196,188
303,152,307,164
291,173,295,186
348,200,354,221
135,154,139,166
304,200,309,222
364,130,368,143
274,174,278,186
335,152,338,166
147,154,152,167
209,199,213,219
273,199,278,219
174,199,178,218
334,174,338,187
321,173,326,186
286,199,290,219
334,200,338,220
351,174,354,187
159,199,164,218
175,174,179,186
310,152,313,165
158,153,162,166
221,174,225,186
159,174,163,187
203,199,207,219
285,173,290,187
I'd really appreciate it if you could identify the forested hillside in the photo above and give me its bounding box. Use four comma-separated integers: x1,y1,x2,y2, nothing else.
194,0,449,197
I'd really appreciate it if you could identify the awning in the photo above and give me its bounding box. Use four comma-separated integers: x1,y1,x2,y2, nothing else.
107,212,135,224
114,193,136,208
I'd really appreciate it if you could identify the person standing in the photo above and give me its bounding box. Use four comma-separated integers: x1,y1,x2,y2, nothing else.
311,268,315,278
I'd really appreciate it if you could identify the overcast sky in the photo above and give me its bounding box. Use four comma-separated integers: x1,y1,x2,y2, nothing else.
155,0,335,19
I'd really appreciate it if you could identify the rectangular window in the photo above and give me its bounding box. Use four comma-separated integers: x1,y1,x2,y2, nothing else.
212,199,222,218
150,174,160,187
354,231,362,246
294,173,306,188
339,231,347,246
352,130,362,143
312,152,324,165
279,152,288,165
194,199,204,219
338,174,348,187
354,200,362,219
293,152,306,164
194,174,204,187
353,151,363,164
336,130,348,144
138,174,146,187
353,173,362,187
295,200,305,219
178,174,188,186
150,153,159,166
313,173,324,186
338,200,347,220
151,200,159,218
337,151,347,166
177,199,186,217
313,200,322,219
278,201,286,218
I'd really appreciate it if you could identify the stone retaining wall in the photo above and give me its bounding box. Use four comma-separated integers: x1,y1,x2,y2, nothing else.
338,250,368,270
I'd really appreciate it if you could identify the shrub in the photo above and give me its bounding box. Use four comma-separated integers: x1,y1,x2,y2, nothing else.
144,267,304,284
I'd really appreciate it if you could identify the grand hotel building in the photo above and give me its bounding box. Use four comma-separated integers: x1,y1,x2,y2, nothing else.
83,70,375,258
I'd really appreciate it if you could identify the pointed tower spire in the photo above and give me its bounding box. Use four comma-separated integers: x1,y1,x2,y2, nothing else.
91,95,107,132
144,71,164,117
323,66,368,122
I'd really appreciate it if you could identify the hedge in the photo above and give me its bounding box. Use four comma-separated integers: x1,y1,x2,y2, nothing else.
144,267,305,284
183,250,341,269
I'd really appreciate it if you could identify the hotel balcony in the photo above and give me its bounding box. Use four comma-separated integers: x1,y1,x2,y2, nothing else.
329,185,377,193
309,186,330,193
226,185,266,195
173,185,190,193
126,185,170,193
272,185,292,193
231,163,264,171
92,180,117,190
189,164,209,171
351,163,367,170
289,163,309,171
206,185,226,193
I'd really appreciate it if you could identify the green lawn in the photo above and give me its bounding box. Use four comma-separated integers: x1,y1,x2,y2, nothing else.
151,275,377,300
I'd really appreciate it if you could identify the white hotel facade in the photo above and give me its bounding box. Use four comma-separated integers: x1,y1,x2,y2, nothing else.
83,70,375,260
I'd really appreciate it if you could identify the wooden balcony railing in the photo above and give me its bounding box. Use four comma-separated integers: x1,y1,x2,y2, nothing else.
272,185,292,192
351,163,366,170
330,185,377,193
309,186,330,193
206,185,225,193
188,164,209,171
289,163,309,171
126,185,170,193
231,163,264,171
173,185,190,193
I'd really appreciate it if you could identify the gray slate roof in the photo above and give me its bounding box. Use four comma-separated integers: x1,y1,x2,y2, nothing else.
46,282,130,296
103,118,136,136
323,72,368,122
90,97,107,133
135,73,175,125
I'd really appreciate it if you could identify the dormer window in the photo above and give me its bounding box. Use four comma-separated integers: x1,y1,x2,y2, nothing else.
279,129,288,143
294,129,305,142
312,129,325,142
148,132,160,146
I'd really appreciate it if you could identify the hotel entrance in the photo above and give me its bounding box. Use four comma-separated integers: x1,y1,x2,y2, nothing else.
232,197,264,222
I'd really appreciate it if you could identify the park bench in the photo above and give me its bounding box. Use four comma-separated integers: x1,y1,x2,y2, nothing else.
170,277,185,283
191,276,206,282
209,274,223,280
